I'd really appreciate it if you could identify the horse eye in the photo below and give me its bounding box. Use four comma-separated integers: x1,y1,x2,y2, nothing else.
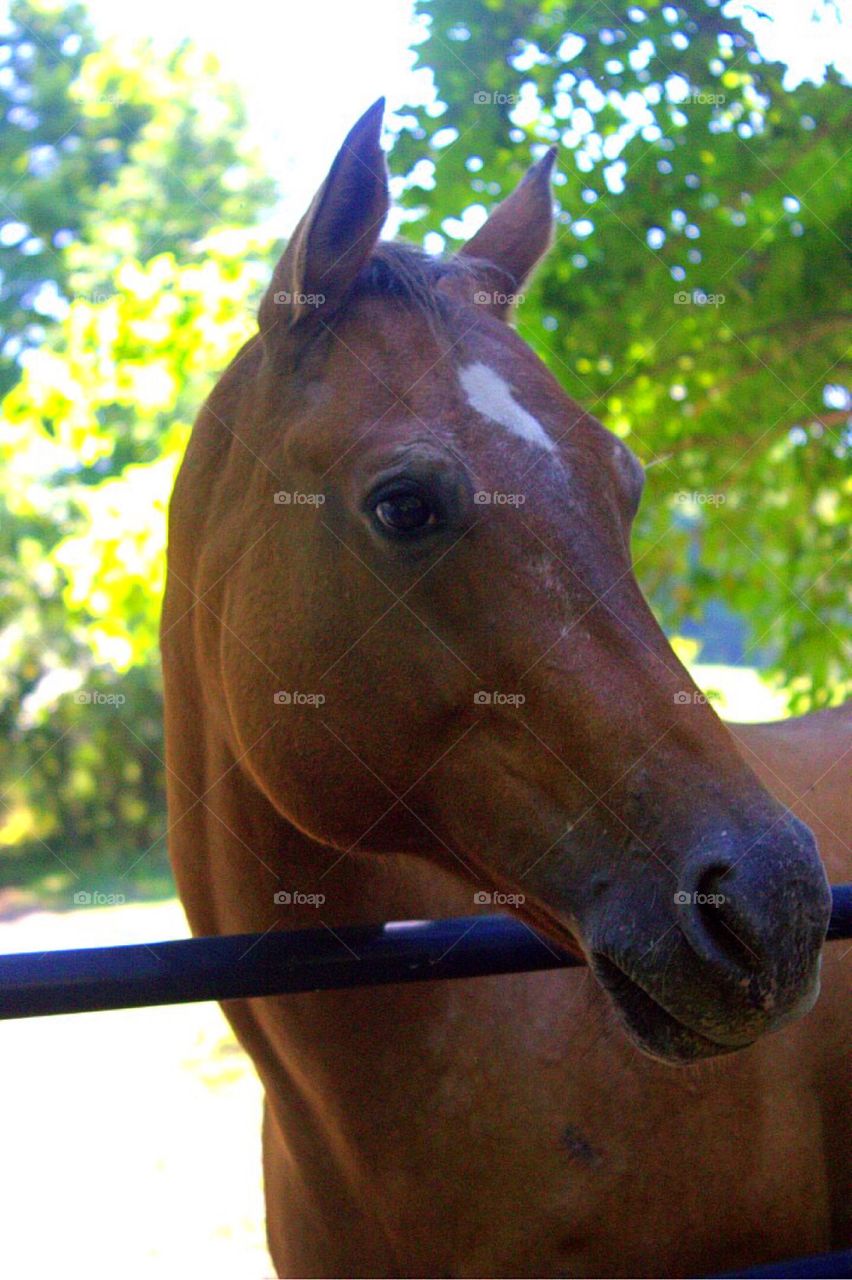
373,489,438,535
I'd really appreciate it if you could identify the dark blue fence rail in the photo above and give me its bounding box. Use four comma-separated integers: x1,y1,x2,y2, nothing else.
1,884,850,1020
717,1248,852,1278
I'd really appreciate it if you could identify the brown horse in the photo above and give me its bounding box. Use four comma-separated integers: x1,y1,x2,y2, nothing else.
161,102,850,1278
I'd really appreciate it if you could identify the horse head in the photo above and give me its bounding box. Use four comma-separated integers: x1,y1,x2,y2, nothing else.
186,100,831,1063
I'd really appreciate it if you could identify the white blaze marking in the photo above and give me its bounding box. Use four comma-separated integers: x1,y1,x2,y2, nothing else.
458,362,555,453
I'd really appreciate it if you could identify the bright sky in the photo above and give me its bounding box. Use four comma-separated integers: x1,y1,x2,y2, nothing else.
86,0,431,233
78,0,850,237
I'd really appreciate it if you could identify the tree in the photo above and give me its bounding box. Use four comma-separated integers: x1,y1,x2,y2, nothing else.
0,0,274,396
393,0,850,709
0,239,264,882
0,1,273,885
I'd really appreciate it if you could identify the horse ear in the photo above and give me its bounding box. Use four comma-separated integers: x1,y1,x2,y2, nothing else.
455,147,557,318
259,98,390,345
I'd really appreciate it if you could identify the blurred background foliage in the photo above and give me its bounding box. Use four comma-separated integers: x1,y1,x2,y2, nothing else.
0,0,849,897
0,0,274,893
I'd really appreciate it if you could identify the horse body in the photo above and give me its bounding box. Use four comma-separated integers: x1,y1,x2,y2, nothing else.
162,104,849,1277
732,713,850,877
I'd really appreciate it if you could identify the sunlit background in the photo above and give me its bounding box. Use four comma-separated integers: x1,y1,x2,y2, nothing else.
0,0,849,1275
84,0,852,226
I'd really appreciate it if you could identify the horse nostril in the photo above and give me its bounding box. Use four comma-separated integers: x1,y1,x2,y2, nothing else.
677,862,762,971
694,863,733,918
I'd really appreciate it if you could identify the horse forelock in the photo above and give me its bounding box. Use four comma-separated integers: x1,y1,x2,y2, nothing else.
348,241,486,329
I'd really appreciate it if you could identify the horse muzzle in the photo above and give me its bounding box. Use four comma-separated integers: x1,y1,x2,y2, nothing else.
583,816,832,1063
